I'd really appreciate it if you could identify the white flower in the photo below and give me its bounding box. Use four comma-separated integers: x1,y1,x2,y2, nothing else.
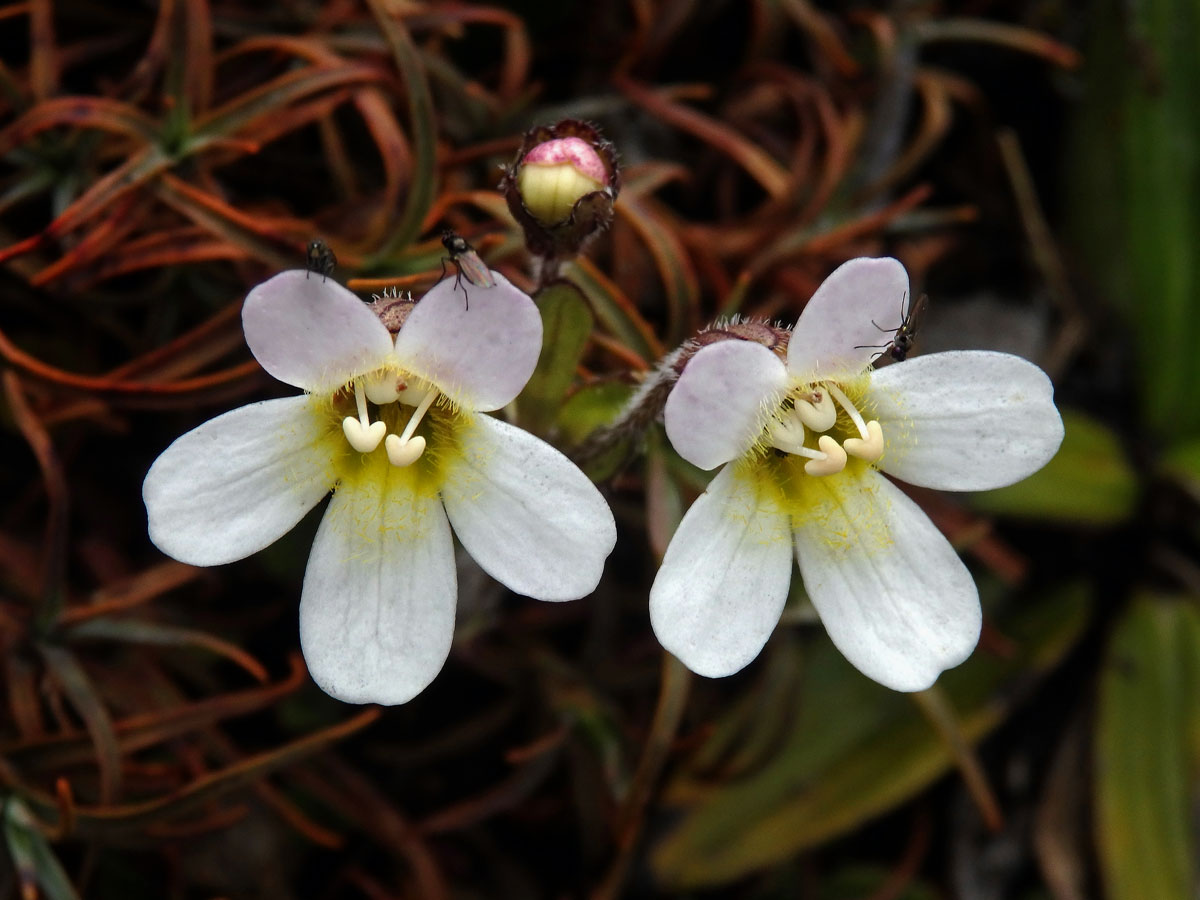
144,271,616,705
650,258,1064,691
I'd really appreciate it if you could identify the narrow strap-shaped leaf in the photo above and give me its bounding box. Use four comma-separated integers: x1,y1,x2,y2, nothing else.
3,798,81,900
190,64,384,145
65,618,269,683
366,0,437,258
1095,597,1200,900
564,257,659,362
37,644,122,803
0,97,159,153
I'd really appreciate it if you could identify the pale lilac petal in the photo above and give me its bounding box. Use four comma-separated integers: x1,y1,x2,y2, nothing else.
787,257,911,378
794,470,981,691
650,465,794,677
664,340,788,470
393,272,542,412
299,475,456,705
143,396,336,566
868,351,1064,491
441,415,615,601
242,270,395,393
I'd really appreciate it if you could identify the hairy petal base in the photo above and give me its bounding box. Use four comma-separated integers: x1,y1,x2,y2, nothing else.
665,339,788,470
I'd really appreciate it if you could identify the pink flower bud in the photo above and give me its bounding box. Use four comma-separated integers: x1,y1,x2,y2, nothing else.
501,120,620,259
517,137,609,226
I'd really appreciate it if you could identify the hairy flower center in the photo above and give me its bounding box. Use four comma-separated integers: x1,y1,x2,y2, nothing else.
341,370,440,468
765,381,883,476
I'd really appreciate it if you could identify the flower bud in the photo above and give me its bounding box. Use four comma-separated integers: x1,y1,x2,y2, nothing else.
517,137,608,225
501,120,619,259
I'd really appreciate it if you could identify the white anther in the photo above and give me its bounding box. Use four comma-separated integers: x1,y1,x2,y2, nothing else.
365,373,405,405
385,433,426,467
794,389,837,432
826,383,870,441
844,420,884,461
803,435,848,477
767,409,807,454
343,418,386,453
342,378,386,452
396,382,428,405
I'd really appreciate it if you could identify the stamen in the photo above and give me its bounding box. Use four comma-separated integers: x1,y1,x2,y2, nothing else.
383,385,439,467
826,383,870,441
396,386,438,446
803,435,848,476
396,382,428,406
354,377,369,424
385,433,426,467
365,372,405,405
766,409,807,455
342,378,385,453
794,389,837,431
844,419,884,461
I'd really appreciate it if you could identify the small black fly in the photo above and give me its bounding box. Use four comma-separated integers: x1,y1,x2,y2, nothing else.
856,292,929,363
440,230,495,309
305,239,337,281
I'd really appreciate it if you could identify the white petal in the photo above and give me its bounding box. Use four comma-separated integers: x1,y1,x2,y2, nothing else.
787,257,911,378
868,350,1064,491
440,415,615,601
143,396,335,566
393,272,542,412
649,465,794,677
664,339,788,470
299,475,456,705
242,270,394,393
794,470,981,691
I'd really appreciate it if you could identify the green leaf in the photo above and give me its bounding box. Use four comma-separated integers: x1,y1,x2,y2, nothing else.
558,382,633,445
969,410,1137,524
1066,0,1200,437
557,381,635,480
520,283,593,434
3,798,81,900
563,259,659,362
651,583,1091,888
1160,436,1200,502
1094,596,1200,900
